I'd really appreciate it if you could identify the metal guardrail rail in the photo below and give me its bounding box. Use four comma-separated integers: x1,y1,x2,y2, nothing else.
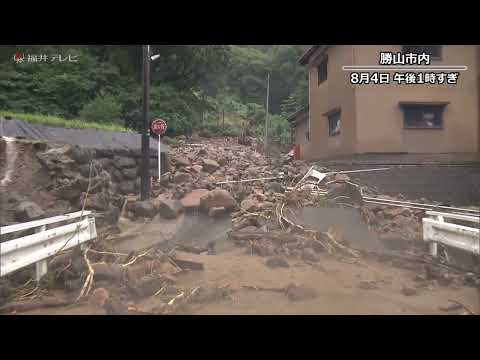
423,211,479,257
0,211,97,281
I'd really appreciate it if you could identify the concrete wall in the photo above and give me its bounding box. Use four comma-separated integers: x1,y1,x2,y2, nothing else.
354,45,480,154
302,46,357,160
327,163,480,206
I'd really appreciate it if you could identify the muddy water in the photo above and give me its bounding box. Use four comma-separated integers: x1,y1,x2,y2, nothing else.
296,206,385,252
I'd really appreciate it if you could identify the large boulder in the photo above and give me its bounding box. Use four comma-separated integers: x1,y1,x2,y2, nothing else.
197,148,208,156
127,276,164,298
265,182,284,194
89,288,110,308
123,169,137,180
15,201,45,222
36,146,75,171
199,189,238,213
302,248,320,263
180,189,209,209
95,207,120,229
202,159,220,173
89,170,112,194
95,149,114,158
174,156,191,167
85,191,110,211
240,199,259,212
156,197,183,219
326,182,364,205
70,146,95,165
78,164,93,178
192,165,203,173
96,158,112,170
54,177,90,200
112,169,124,183
118,181,136,195
217,157,228,166
174,172,191,184
114,156,137,169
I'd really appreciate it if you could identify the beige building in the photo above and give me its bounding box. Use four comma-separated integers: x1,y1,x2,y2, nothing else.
292,45,480,160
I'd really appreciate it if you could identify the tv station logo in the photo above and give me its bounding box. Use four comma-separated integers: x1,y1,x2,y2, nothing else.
344,52,466,85
13,52,79,64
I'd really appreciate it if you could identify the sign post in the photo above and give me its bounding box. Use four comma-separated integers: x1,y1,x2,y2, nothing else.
150,119,167,181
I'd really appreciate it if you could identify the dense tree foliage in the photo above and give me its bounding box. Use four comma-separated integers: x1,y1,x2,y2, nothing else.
0,45,309,143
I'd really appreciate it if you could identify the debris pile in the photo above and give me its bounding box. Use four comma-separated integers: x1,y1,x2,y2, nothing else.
2,136,478,314
0,242,229,315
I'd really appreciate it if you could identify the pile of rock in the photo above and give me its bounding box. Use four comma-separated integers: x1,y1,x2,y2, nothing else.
147,138,310,217
360,197,424,240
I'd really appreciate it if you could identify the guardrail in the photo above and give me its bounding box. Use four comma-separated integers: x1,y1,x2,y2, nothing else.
423,211,479,257
0,211,97,281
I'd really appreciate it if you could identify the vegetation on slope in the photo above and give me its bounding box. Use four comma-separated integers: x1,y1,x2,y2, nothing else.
0,45,310,145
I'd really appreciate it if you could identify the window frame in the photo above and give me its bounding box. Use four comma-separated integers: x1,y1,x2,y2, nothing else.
400,102,447,130
317,56,328,85
327,110,341,137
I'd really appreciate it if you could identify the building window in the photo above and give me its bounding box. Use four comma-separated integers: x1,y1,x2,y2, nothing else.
401,104,446,129
317,57,328,85
402,45,442,58
328,111,341,136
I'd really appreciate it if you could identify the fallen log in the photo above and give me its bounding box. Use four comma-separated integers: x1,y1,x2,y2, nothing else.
0,297,70,314
441,300,477,315
228,230,300,244
175,245,207,254
367,250,469,274
241,285,285,293
92,263,128,282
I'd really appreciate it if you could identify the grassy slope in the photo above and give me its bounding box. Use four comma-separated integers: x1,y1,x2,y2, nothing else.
0,111,131,132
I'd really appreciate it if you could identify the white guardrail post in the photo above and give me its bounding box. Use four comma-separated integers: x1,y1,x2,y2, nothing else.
422,211,480,257
35,225,48,282
0,211,97,282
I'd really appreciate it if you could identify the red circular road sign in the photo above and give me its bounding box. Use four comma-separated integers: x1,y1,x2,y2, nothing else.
151,119,167,135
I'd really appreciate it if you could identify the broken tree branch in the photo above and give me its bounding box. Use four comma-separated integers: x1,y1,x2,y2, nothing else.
75,246,94,302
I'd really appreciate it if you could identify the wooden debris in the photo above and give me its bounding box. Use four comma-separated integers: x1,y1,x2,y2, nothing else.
241,285,285,293
0,297,70,314
228,230,299,244
122,249,152,267
440,300,477,315
175,245,207,254
75,246,95,302
173,259,205,271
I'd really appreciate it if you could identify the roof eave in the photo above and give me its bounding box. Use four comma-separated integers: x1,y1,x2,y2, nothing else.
299,45,333,66
298,45,320,65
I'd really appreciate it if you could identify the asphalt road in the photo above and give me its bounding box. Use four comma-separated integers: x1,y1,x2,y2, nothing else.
1,118,169,153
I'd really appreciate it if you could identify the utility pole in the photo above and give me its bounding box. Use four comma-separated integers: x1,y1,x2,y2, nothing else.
140,45,151,201
264,72,270,154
